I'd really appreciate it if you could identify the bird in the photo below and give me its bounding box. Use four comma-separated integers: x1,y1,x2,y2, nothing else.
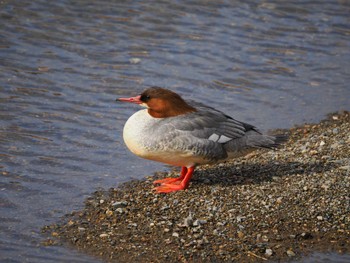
117,87,287,193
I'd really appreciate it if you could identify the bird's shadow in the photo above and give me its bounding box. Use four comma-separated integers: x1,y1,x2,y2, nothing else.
191,160,337,187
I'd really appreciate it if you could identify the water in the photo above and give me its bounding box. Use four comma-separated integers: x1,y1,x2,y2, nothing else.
0,0,349,262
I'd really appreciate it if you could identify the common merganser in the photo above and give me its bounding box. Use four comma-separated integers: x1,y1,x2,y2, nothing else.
118,87,287,193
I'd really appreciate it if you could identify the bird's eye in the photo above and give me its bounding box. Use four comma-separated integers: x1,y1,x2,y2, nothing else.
140,94,151,102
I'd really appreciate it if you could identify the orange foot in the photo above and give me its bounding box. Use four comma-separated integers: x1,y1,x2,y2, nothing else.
154,182,188,193
153,177,182,185
153,166,195,194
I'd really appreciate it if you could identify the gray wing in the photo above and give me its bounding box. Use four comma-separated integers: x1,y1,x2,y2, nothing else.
146,101,260,163
174,101,260,141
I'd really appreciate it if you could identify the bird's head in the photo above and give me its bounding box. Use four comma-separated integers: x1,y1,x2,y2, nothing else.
118,87,196,118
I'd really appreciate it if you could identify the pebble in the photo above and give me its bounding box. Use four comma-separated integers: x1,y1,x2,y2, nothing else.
105,209,113,216
287,250,296,257
330,143,339,149
236,215,245,222
115,208,124,214
44,112,350,263
265,248,273,257
193,219,207,226
112,201,128,208
237,231,244,239
310,150,318,155
339,165,350,171
183,214,193,227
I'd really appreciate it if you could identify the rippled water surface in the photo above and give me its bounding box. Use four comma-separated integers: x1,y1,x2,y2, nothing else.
1,0,349,262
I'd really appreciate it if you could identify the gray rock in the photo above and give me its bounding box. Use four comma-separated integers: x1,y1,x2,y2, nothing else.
112,201,128,208
184,213,194,227
287,250,296,257
265,248,273,257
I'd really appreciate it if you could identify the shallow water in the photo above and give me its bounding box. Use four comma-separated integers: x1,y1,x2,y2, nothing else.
0,0,349,262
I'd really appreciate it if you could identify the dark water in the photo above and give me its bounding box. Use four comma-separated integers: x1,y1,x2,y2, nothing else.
1,0,349,262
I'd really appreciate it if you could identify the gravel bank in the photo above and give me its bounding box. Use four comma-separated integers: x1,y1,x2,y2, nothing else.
43,111,350,262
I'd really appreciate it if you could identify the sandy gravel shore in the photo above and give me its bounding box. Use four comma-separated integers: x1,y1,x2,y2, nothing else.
43,111,350,262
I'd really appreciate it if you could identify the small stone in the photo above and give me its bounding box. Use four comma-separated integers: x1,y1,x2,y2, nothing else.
310,150,318,155
319,140,325,146
161,205,170,211
265,248,273,257
99,199,105,204
287,249,296,257
276,197,283,203
272,176,280,181
236,215,245,222
192,227,200,233
330,143,339,149
99,233,108,238
116,208,124,214
332,128,339,134
317,216,323,221
339,165,350,171
275,235,283,241
300,146,307,153
105,209,113,216
262,235,269,242
198,219,207,225
112,201,128,208
172,232,179,238
237,231,244,239
183,213,193,227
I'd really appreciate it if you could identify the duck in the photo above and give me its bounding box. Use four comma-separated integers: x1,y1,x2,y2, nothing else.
117,87,287,193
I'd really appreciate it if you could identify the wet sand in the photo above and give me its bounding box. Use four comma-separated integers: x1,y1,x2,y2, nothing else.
43,111,350,262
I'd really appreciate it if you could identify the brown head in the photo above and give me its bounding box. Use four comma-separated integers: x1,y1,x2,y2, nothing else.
118,87,197,118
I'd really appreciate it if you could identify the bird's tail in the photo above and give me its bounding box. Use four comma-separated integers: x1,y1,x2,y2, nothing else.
247,133,288,150
272,134,289,148
224,132,288,157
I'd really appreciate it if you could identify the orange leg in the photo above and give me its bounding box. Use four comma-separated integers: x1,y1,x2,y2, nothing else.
153,167,188,185
154,166,195,193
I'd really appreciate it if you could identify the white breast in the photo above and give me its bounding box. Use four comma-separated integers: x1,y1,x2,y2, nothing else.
123,109,155,157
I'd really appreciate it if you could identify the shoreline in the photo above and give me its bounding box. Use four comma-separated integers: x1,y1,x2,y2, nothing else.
43,111,350,262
